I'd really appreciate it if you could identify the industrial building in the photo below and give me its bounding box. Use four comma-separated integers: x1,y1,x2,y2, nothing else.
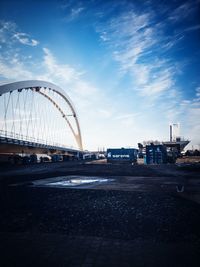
141,123,190,164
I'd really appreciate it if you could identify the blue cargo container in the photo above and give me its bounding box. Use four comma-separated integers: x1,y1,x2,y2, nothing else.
51,154,63,162
146,144,167,164
107,148,138,164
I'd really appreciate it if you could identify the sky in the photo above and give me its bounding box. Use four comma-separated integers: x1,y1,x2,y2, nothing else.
0,0,200,150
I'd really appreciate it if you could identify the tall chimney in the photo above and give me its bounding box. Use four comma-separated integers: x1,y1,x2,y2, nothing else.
170,124,172,142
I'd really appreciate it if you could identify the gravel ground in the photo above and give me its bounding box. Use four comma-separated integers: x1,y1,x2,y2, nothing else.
0,162,200,266
1,185,200,243
1,161,200,184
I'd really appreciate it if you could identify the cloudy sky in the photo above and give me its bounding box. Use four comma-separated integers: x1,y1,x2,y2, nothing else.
0,0,200,150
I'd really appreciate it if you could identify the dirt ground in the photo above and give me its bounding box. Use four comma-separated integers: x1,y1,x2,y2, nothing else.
0,161,200,266
176,156,200,164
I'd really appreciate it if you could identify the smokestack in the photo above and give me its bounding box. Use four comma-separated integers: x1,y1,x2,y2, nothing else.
170,124,172,142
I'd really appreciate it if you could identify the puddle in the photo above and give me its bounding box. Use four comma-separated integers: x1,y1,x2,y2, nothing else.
46,178,110,187
31,176,114,189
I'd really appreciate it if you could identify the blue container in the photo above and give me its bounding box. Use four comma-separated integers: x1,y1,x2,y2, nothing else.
51,154,63,162
143,155,147,164
146,145,167,164
107,148,138,164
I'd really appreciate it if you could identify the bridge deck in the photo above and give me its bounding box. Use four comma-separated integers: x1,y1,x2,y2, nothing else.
0,135,80,154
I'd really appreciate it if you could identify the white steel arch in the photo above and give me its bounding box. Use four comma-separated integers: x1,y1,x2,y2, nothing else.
0,80,83,150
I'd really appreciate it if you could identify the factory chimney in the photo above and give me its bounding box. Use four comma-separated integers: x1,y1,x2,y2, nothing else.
170,124,173,142
169,123,180,142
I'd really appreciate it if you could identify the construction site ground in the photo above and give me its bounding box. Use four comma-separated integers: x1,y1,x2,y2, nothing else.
0,159,200,266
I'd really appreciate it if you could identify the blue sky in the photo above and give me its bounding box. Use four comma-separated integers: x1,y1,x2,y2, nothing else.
0,0,200,150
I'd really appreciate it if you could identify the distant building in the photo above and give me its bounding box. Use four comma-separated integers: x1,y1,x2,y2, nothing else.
163,123,190,154
140,123,190,160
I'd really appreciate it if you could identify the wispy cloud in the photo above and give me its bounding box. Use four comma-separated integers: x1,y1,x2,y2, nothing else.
41,47,80,83
98,109,113,119
168,2,197,23
115,113,140,120
195,87,200,98
184,24,200,32
70,7,85,19
39,47,98,99
175,86,200,144
97,11,156,75
0,20,39,47
13,32,39,46
94,1,200,147
97,9,178,99
0,40,97,99
139,68,175,97
0,54,34,80
0,21,15,44
61,1,85,22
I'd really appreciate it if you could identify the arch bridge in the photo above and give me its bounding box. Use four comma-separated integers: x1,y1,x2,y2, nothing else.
0,80,83,158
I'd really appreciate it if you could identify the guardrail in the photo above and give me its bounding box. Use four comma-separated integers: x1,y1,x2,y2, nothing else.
0,130,79,152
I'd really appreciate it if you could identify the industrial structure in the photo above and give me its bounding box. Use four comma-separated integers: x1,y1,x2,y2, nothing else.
138,123,190,164
163,123,190,154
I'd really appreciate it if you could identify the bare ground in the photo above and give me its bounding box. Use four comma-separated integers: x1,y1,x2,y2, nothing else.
0,161,200,267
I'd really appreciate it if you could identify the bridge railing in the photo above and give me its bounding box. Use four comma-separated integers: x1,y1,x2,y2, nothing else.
0,130,75,150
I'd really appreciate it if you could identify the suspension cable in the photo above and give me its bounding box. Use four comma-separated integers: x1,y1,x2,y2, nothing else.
26,89,34,140
11,92,15,137
4,92,12,137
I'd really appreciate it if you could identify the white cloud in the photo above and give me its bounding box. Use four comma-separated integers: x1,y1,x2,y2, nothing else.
162,33,184,51
168,2,197,23
115,113,140,120
139,69,174,97
39,47,99,104
132,65,150,85
176,90,200,147
73,80,97,96
62,2,85,22
0,44,99,103
108,13,156,68
0,20,39,47
97,109,113,119
41,47,79,83
0,55,34,80
97,8,184,102
195,86,200,97
184,24,200,32
0,21,15,44
94,4,200,148
71,7,85,19
13,33,39,46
